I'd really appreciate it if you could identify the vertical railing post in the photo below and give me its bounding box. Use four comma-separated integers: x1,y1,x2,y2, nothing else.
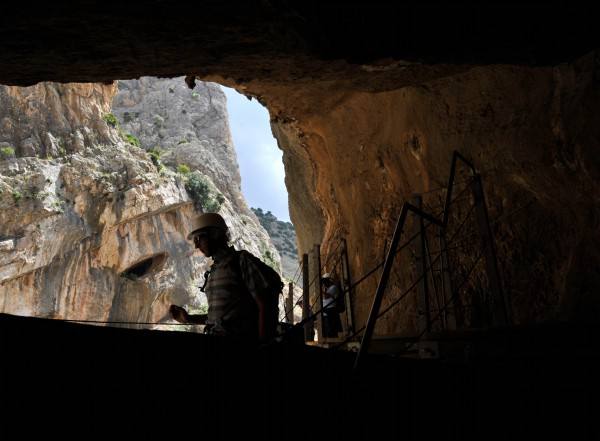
471,173,511,326
314,244,323,342
309,245,323,342
302,253,313,342
439,232,457,330
413,195,431,335
355,205,409,370
340,238,355,336
285,282,294,324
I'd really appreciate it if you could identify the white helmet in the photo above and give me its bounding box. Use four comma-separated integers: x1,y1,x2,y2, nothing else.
187,213,227,240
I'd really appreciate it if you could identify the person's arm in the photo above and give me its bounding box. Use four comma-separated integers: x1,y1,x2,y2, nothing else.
170,305,207,324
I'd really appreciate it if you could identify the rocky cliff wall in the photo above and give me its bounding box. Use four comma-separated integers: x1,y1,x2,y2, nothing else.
111,76,281,273
0,80,280,327
112,77,248,214
0,83,119,158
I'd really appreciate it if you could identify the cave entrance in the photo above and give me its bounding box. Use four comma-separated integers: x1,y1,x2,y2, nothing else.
220,85,290,223
220,85,300,284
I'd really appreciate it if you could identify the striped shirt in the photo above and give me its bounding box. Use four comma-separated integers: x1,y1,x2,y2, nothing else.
205,246,273,337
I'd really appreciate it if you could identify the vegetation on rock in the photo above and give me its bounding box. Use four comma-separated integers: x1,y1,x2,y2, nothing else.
185,172,225,213
123,133,141,148
177,163,191,175
251,207,298,281
103,113,118,128
11,190,22,204
147,148,162,168
0,146,15,160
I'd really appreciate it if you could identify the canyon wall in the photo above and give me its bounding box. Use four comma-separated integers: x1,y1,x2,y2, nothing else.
111,77,281,272
112,78,247,214
0,80,280,327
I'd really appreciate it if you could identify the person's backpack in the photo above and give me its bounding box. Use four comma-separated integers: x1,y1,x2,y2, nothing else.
235,250,284,337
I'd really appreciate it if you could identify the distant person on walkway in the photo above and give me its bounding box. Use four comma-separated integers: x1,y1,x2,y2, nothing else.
321,273,343,338
170,213,281,341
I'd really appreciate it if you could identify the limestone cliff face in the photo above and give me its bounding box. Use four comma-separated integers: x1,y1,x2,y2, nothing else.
111,76,280,273
211,52,600,335
112,77,246,214
0,83,119,157
0,138,194,325
0,80,280,326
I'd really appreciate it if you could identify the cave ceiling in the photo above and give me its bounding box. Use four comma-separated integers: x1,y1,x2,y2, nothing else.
0,2,598,88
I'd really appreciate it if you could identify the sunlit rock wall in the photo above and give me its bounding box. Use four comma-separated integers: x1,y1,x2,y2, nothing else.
0,80,280,327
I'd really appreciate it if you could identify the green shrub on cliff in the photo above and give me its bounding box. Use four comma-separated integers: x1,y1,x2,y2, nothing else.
259,240,280,272
262,249,278,272
103,113,118,128
185,172,224,213
147,148,163,170
12,191,22,204
177,164,191,175
123,133,141,148
0,146,15,160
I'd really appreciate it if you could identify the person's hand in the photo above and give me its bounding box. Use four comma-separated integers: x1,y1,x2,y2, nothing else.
170,305,189,323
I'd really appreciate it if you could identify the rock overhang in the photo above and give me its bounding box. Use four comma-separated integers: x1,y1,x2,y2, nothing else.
0,3,597,88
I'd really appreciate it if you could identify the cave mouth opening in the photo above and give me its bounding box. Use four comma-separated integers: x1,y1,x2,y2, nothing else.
120,253,168,281
111,77,291,223
219,84,290,224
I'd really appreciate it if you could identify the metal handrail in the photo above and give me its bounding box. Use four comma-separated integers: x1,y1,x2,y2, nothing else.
354,151,493,370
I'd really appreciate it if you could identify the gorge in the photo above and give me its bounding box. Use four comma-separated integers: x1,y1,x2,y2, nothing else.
0,3,598,439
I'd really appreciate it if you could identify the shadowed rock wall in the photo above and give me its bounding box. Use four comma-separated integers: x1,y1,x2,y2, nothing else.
259,54,600,333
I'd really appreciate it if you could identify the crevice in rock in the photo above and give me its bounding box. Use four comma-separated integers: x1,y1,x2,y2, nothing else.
120,252,167,281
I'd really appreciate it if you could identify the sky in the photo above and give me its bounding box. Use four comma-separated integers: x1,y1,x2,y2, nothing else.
221,85,290,222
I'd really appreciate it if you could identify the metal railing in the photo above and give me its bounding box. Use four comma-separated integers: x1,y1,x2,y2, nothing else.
351,151,511,369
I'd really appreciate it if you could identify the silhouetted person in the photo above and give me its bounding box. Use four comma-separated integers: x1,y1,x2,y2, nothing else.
171,213,280,341
321,273,343,338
